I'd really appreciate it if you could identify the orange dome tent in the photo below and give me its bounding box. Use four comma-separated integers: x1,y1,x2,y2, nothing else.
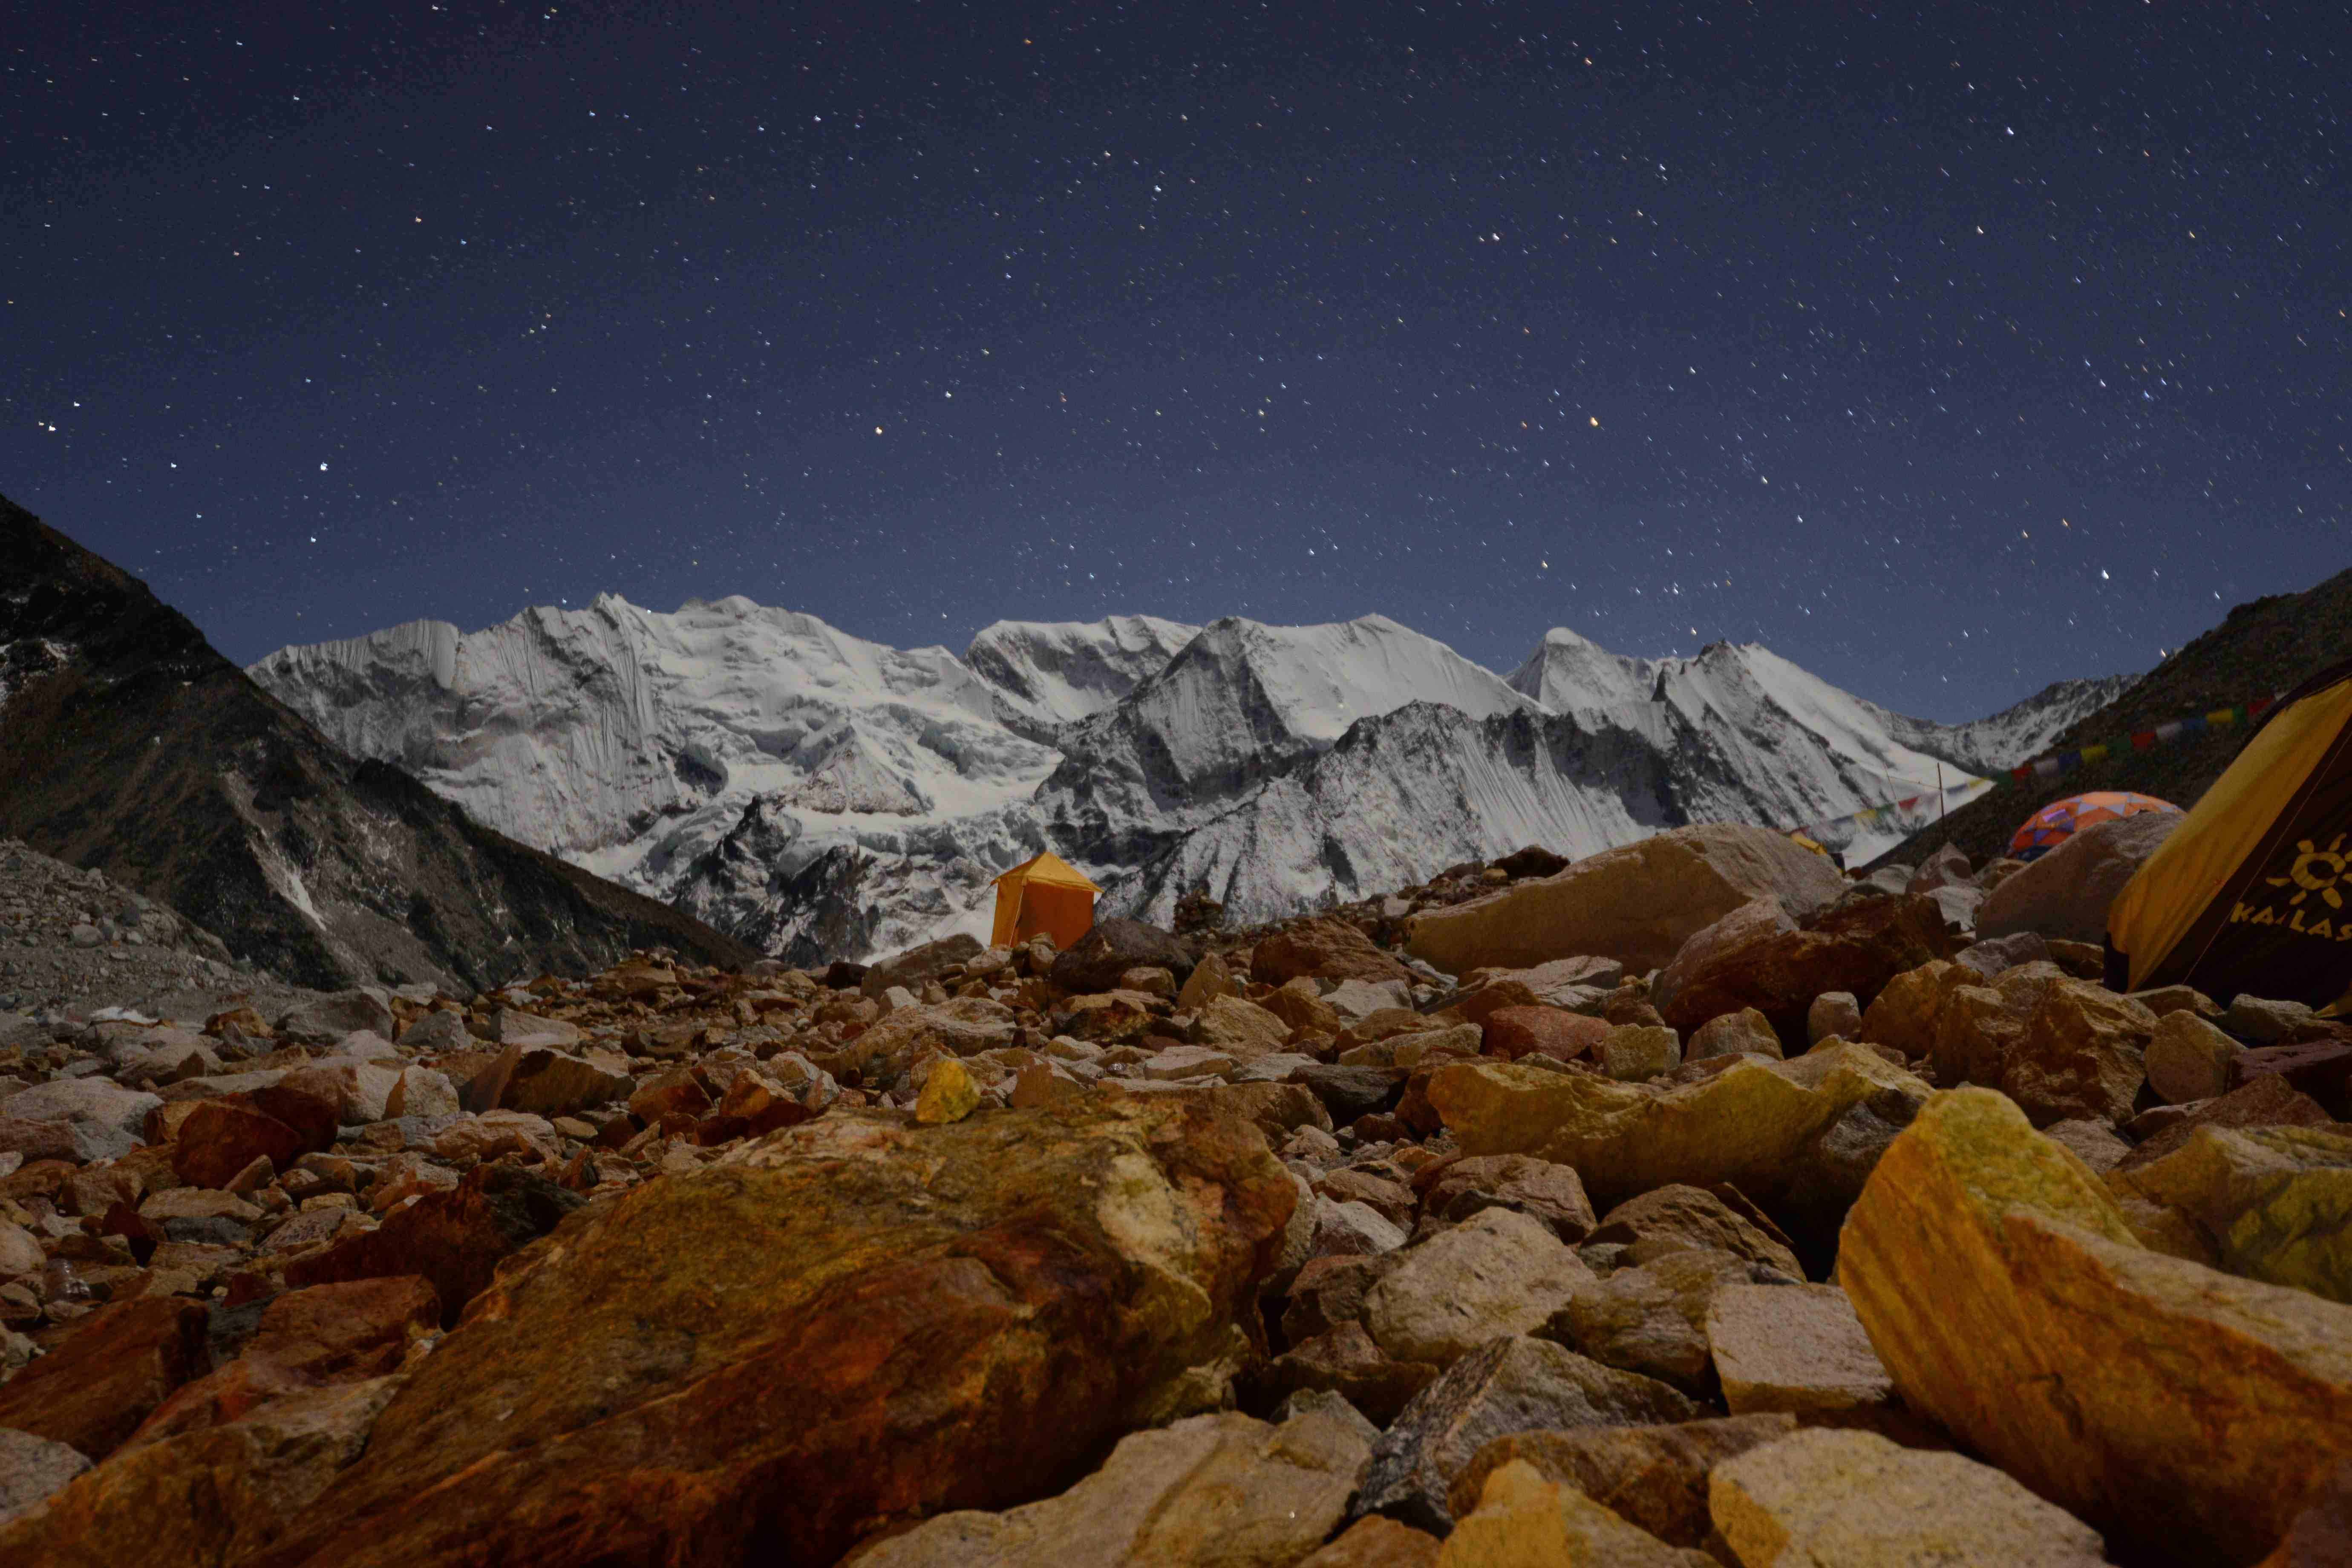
2007,791,2181,862
989,851,1100,950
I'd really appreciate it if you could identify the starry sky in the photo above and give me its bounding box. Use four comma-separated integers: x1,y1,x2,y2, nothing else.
5,2,2345,722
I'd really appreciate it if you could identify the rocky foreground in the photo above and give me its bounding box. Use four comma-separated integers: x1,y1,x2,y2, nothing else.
1,823,2348,1566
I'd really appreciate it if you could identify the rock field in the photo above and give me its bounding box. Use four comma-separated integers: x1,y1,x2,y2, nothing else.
1,820,2348,1566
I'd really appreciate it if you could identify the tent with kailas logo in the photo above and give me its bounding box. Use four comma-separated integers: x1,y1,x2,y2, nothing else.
2106,658,2352,1015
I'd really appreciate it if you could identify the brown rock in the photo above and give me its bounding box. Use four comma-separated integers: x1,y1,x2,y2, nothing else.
1437,1458,1714,1566
1298,1516,1444,1568
246,1098,1296,1568
628,1067,712,1124
1419,1154,1597,1244
2144,1010,2245,1104
1264,1320,1443,1427
283,1162,582,1327
170,1095,313,1190
1266,977,1345,1038
1448,1414,1799,1550
2000,977,2156,1127
1685,1007,1783,1062
1839,1085,2352,1565
2260,1459,2352,1568
128,1276,438,1445
1654,894,1962,1042
1587,1185,1804,1279
1480,1006,1610,1065
1553,1248,1755,1395
1405,824,1846,977
2114,1072,2333,1173
1859,960,1965,1061
0,1295,208,1459
2237,1037,2352,1115
1257,918,1416,987
1104,1079,1333,1146
1317,1167,1418,1231
1704,1283,1896,1422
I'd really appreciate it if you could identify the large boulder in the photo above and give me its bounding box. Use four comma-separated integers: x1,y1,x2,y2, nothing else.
1354,1335,1699,1535
0,1297,209,1460
1976,810,2182,945
1708,1428,2109,1566
245,1099,1295,1568
1652,894,1963,1041
1425,1045,1931,1212
2105,1124,2352,1303
1048,919,1196,994
275,990,397,1047
2001,978,2156,1127
0,1077,161,1164
1364,1210,1594,1366
1254,919,1416,987
1551,1248,1756,1396
1839,1086,2352,1565
856,1407,1371,1567
1404,824,1846,978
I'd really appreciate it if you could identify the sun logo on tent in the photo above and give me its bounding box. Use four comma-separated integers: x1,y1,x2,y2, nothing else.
2267,833,2348,911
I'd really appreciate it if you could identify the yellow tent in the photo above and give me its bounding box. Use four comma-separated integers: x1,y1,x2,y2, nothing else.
2107,657,2352,1015
989,851,1100,950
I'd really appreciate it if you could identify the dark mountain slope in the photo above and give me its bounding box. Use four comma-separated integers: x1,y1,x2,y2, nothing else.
0,494,754,989
1868,564,2352,870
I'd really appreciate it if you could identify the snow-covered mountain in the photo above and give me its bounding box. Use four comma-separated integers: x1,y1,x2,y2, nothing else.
249,599,2133,960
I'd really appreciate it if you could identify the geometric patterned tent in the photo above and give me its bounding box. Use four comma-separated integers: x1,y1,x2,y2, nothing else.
2007,791,2183,863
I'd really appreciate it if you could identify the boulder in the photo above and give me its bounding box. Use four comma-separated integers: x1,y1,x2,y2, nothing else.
1704,1283,1895,1422
2041,1118,2132,1176
1255,918,1415,987
284,1163,582,1326
1709,1427,2109,1566
1419,1155,1597,1244
861,931,986,1000
2105,1124,2352,1303
1926,960,2067,1089
0,1296,209,1459
1263,1320,1441,1427
483,1008,582,1049
1425,1045,1931,1211
1977,810,2182,945
0,1077,161,1164
2145,1011,2244,1104
1193,994,1295,1059
395,1009,474,1052
1907,842,1973,893
1440,1459,1713,1565
171,1095,320,1190
249,1099,1295,1568
1839,1085,2352,1565
1481,1006,1610,1064
1448,1415,1797,1553
382,1067,458,1121
1047,919,1196,994
275,1061,401,1126
1174,952,1236,1011
1405,824,1845,978
1355,1335,1699,1535
1596,1025,1681,1082
275,990,397,1046
1858,960,1965,1060
0,1376,403,1568
1299,1517,1444,1567
1552,1248,1756,1396
2002,978,2156,1127
1325,977,1417,1023
1294,1064,1398,1125
2223,994,2316,1043
1685,1008,1783,1062
1104,1081,1333,1147
1364,1209,1596,1366
0,1427,91,1523
856,1407,1371,1568
1586,1186,1804,1280
1653,894,1963,1042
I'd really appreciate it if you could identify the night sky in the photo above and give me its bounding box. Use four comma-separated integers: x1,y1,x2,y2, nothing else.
6,3,2345,721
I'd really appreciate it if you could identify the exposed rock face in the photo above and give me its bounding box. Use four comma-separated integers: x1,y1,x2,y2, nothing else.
1708,1428,2110,1566
1976,810,2182,946
248,1098,1295,1568
1839,1086,2352,1565
1405,824,1847,977
0,496,754,991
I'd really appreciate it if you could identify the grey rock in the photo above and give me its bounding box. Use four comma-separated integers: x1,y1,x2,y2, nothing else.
1353,1334,1700,1534
860,933,986,1001
0,1426,93,1522
277,989,396,1046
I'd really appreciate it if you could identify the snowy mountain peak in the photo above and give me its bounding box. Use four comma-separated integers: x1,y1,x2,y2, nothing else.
963,613,1200,737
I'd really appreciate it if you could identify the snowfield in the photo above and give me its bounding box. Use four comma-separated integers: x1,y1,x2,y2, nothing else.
250,598,2132,961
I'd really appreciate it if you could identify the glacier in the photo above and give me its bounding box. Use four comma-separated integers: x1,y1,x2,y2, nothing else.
249,597,2133,961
